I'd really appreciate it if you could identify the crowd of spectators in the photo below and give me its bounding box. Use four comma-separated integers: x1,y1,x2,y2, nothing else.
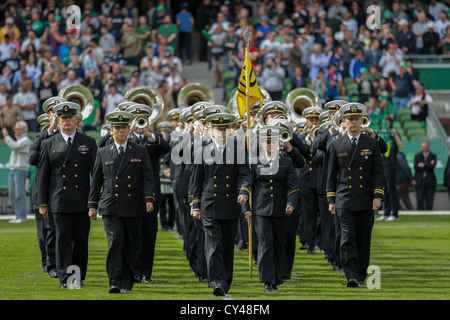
0,0,448,135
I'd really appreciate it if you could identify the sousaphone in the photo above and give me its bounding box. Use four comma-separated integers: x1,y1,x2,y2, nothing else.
177,83,215,109
123,86,164,124
58,84,94,120
286,87,321,124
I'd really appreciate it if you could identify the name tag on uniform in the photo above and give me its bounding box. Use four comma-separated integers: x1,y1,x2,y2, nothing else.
78,145,89,154
130,158,142,163
52,149,63,153
105,161,114,165
338,153,348,158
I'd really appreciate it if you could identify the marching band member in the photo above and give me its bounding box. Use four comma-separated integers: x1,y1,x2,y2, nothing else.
311,100,346,270
29,97,66,279
88,110,155,293
190,112,252,296
296,106,323,254
243,126,299,292
327,103,385,287
126,104,171,283
37,102,98,288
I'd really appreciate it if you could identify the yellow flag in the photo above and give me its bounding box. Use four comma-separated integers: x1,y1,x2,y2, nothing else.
236,47,264,117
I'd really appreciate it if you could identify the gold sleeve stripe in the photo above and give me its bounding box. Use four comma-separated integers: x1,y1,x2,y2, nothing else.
288,188,299,196
240,187,251,194
88,201,98,204
145,196,155,199
192,199,201,203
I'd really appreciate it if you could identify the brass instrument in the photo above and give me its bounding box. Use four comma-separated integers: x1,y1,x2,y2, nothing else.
309,125,320,142
268,118,294,143
123,86,164,125
362,114,371,128
58,84,94,120
135,115,149,129
286,88,322,124
332,110,342,130
177,83,215,109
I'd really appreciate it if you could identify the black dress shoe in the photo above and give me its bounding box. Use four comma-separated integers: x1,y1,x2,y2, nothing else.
347,279,360,287
133,275,142,283
264,283,274,292
213,286,225,296
48,270,58,278
141,276,152,283
109,285,120,293
59,283,68,289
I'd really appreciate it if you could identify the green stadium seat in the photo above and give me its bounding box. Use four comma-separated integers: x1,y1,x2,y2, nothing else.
406,128,426,138
408,134,428,141
399,113,411,124
398,108,410,117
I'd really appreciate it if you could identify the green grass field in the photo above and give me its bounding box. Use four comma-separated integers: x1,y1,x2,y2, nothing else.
0,214,449,302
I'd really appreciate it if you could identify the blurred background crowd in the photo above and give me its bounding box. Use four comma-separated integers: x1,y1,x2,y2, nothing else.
1,0,449,134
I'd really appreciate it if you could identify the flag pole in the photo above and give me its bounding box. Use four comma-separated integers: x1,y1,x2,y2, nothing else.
242,26,253,279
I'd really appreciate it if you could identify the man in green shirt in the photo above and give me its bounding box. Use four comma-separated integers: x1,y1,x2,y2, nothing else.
135,15,152,47
157,14,179,52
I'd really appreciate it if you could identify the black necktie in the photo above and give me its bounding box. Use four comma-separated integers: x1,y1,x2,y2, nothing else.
351,137,357,149
67,137,72,148
119,146,124,158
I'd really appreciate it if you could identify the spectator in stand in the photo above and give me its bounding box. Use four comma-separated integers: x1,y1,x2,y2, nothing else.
378,23,396,50
0,17,21,43
0,34,16,63
122,0,139,27
104,45,127,72
135,15,152,48
111,3,126,41
287,37,303,87
396,19,416,55
0,93,24,137
379,42,403,78
255,15,275,43
44,22,64,57
341,29,363,77
422,21,441,55
412,11,429,54
99,24,116,56
260,57,285,101
434,11,450,41
357,67,375,103
326,62,342,100
196,0,213,62
440,25,450,55
364,38,382,69
348,48,365,81
37,70,58,115
121,19,142,67
102,83,124,115
312,68,329,104
208,23,227,88
428,0,449,22
158,14,179,55
0,65,13,91
259,30,280,68
12,78,37,132
59,69,80,89
409,83,433,122
176,3,194,65
389,61,415,115
308,43,328,81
